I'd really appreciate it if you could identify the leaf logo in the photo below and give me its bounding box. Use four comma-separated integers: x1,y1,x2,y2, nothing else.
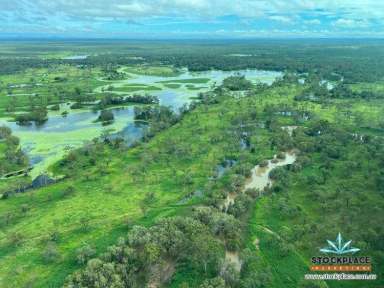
320,233,360,255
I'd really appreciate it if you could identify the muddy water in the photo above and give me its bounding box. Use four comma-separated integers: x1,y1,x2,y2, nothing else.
222,151,297,212
225,251,243,272
223,151,297,271
244,152,297,191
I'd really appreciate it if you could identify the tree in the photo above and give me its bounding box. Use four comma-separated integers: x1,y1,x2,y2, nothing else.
77,244,96,265
199,277,226,288
98,110,114,124
222,75,252,91
64,258,124,288
220,263,240,287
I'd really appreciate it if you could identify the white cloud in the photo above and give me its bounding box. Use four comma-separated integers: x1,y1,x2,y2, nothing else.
304,19,321,25
269,15,294,24
332,18,370,28
2,0,384,37
5,0,383,20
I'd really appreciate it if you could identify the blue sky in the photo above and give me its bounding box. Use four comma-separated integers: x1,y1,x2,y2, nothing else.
1,0,383,38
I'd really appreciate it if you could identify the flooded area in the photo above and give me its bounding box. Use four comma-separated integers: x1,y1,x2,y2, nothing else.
0,68,281,177
0,106,145,177
63,55,89,60
223,151,297,270
96,68,281,109
225,251,243,272
221,151,297,212
244,152,297,191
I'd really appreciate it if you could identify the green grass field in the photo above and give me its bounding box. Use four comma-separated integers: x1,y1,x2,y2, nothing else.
123,65,181,77
157,78,210,84
0,84,300,287
0,65,105,117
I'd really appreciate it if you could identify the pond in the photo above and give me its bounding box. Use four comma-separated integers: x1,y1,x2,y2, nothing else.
0,68,282,177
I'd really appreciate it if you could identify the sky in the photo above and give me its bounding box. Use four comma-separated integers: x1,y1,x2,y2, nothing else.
1,0,384,38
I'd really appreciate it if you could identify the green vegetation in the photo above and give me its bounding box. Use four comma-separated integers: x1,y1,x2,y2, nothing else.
96,110,114,125
248,121,384,288
14,107,48,125
222,75,253,91
163,83,182,89
124,65,181,77
0,40,384,288
186,84,207,91
96,94,159,110
157,78,210,84
113,84,162,93
0,126,28,177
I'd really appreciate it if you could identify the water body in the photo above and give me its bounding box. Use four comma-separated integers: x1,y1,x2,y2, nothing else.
244,152,296,191
96,68,282,109
0,107,142,177
63,55,89,60
224,151,297,271
0,68,281,177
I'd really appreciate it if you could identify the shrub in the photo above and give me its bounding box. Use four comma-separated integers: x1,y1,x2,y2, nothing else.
42,242,60,263
50,104,60,111
76,244,96,265
277,152,286,160
97,110,114,124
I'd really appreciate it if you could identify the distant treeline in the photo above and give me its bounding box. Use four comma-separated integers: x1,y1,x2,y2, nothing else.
2,40,384,83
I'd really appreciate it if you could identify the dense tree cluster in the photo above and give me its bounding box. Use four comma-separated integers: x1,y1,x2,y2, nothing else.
14,107,48,125
0,126,28,176
97,110,114,125
134,105,182,137
222,75,252,91
65,216,226,287
96,94,159,110
296,80,384,102
2,40,384,85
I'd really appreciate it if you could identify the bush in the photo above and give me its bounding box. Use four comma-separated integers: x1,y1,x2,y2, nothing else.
199,277,226,288
15,108,48,125
42,242,60,263
76,244,96,265
7,232,24,246
222,75,252,91
50,104,60,111
277,152,286,160
70,102,83,109
97,110,114,124
269,167,288,181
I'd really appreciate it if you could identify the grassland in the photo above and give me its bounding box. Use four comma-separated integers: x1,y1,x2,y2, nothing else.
0,83,300,287
243,95,384,288
348,82,384,94
123,65,181,77
113,84,162,93
0,65,105,117
2,76,384,286
157,78,210,84
247,138,384,288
